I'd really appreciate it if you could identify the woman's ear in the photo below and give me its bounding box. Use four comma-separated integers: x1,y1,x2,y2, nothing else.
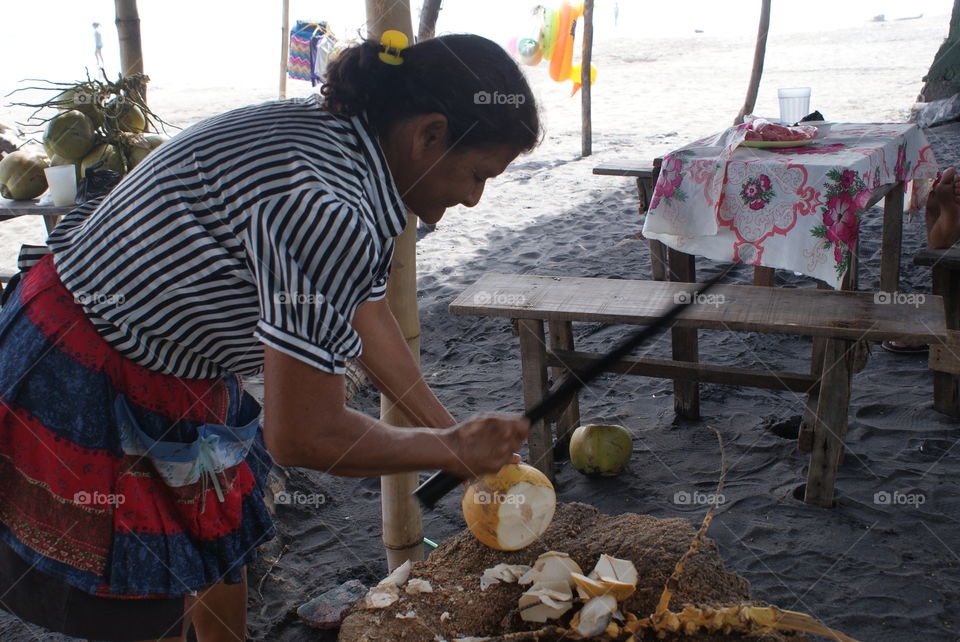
410,113,449,161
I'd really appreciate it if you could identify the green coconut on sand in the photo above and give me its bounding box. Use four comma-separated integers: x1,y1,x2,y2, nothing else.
338,503,807,641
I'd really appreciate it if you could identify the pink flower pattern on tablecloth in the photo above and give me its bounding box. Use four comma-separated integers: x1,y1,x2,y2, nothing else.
894,143,910,183
649,152,687,210
643,123,939,287
811,168,871,275
740,174,774,210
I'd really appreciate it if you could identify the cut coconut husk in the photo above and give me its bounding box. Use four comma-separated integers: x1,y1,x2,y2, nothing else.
405,579,433,595
480,563,531,590
550,553,638,602
45,110,96,161
518,551,582,588
518,580,573,623
569,572,611,601
569,594,617,637
362,560,412,609
462,464,556,551
0,148,49,200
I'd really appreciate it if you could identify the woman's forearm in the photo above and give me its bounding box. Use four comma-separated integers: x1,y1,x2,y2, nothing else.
353,298,455,428
269,406,456,475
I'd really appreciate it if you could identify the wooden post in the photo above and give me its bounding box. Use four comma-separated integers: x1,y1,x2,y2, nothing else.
279,0,289,99
880,182,905,294
519,319,554,480
548,320,581,447
366,0,421,572
932,265,960,415
666,249,700,419
114,0,146,101
418,0,442,42
804,338,853,506
734,0,771,125
581,0,594,157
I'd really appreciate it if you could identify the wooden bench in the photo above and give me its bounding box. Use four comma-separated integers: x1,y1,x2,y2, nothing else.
914,247,960,416
450,273,946,506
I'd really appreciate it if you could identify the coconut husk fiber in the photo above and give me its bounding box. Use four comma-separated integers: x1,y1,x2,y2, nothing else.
339,503,806,641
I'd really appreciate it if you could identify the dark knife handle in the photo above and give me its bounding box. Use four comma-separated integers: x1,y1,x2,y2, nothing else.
412,272,727,508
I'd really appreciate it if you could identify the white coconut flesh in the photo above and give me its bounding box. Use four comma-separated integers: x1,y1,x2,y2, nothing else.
490,481,556,550
518,580,573,622
520,551,583,586
571,594,618,637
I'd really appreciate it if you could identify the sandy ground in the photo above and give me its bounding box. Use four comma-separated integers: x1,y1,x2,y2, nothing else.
0,11,958,642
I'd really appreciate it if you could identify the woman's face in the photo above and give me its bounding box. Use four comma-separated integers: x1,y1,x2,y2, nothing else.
383,115,520,224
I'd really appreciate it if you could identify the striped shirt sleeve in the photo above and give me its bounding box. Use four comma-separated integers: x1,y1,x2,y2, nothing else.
247,191,380,374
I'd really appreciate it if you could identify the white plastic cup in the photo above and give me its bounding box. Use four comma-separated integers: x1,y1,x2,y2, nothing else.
43,165,77,207
778,87,811,125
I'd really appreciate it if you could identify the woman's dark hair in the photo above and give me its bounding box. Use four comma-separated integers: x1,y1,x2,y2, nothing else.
322,34,541,153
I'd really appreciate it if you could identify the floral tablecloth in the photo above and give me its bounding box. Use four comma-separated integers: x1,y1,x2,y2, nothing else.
641,123,938,287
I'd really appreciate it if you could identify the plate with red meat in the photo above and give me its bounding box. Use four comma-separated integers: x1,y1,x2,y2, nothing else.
740,120,817,148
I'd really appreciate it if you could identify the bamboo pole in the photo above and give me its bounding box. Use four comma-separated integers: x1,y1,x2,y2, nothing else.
734,0,771,125
581,0,594,157
113,0,146,102
365,0,422,572
279,0,289,99
418,0,442,42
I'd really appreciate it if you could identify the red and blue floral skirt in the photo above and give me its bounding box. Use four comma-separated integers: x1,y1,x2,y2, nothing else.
0,254,275,602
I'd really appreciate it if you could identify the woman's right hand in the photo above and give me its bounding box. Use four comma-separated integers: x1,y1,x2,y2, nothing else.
443,413,529,479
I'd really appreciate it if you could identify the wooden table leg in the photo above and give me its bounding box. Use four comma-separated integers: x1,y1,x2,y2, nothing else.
548,321,582,451
42,215,60,235
805,338,853,506
880,182,904,294
666,247,700,419
798,283,829,452
752,266,775,287
932,265,960,416
649,240,668,281
518,319,554,480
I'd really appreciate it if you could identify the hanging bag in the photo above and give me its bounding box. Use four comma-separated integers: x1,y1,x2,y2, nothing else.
288,21,328,82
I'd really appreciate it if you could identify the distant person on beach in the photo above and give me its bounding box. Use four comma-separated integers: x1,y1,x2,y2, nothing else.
0,34,538,641
93,21,104,67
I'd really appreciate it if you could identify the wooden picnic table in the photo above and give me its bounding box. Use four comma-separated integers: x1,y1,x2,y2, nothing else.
0,198,70,235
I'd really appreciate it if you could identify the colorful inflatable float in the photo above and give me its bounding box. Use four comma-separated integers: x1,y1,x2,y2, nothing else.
510,2,598,95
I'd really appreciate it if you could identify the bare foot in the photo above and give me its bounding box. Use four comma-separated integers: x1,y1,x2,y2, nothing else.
928,167,960,249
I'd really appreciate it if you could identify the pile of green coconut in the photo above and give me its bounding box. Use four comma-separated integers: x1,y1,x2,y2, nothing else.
0,75,168,201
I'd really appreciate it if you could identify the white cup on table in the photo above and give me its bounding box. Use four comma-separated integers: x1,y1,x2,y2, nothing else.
778,87,811,125
43,165,77,207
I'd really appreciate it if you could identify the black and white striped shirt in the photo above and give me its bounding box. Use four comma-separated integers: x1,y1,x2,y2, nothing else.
46,96,407,379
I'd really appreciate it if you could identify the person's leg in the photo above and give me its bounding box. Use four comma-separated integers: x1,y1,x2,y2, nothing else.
189,568,247,642
929,167,960,249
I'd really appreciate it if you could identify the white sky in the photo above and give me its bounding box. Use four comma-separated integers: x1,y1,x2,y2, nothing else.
0,1,953,94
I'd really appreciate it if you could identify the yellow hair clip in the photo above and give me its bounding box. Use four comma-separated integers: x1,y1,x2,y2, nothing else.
378,29,408,65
